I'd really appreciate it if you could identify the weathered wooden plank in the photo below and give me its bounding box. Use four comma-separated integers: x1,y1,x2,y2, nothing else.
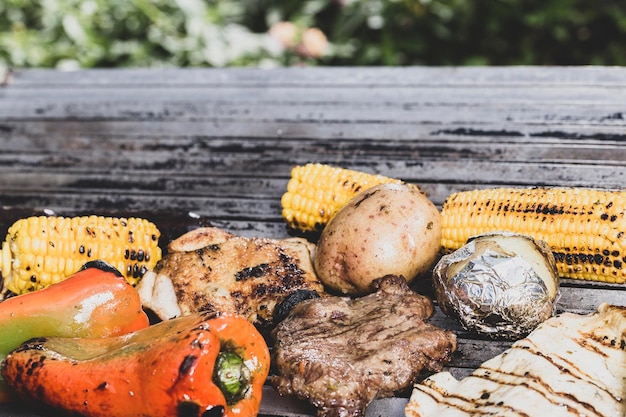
4,134,626,162
3,103,626,140
3,120,626,153
3,128,626,168
0,167,623,208
2,84,626,106
0,171,622,214
0,193,282,224
2,159,624,198
3,141,626,174
7,66,626,87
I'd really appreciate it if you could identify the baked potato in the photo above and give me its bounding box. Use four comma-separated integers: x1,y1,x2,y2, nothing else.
313,183,442,295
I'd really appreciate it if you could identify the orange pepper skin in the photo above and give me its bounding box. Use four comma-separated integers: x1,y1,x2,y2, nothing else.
2,311,271,417
0,260,150,403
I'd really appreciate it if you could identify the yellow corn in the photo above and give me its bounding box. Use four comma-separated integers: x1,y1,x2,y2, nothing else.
281,163,412,232
441,187,626,284
0,215,162,295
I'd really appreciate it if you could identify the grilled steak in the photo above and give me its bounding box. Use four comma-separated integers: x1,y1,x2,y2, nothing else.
138,227,325,330
270,275,457,417
405,303,626,417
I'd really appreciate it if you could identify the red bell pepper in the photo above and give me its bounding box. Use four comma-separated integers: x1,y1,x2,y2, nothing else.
0,260,149,403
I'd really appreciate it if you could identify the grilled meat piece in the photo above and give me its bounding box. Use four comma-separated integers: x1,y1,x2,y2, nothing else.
270,275,457,417
405,303,626,417
138,227,325,330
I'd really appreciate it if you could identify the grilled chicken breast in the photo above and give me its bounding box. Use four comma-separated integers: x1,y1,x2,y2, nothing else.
138,227,325,329
405,303,626,417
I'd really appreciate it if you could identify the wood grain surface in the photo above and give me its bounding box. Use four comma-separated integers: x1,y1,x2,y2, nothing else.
1,66,625,417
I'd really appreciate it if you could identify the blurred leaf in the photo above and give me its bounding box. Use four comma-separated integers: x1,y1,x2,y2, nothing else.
0,0,625,67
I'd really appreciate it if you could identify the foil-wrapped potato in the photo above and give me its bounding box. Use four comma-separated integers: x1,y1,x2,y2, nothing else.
433,232,559,339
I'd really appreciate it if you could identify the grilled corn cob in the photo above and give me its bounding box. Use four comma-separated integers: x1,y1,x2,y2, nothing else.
441,187,626,283
281,163,414,232
0,215,162,295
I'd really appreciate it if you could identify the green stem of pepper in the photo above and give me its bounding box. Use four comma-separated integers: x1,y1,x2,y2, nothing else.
213,351,251,405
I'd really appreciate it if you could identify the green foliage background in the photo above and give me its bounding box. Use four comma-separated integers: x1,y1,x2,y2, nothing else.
1,0,625,68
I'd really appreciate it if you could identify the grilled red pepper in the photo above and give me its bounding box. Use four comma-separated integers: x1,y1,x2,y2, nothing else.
0,260,149,403
2,310,271,417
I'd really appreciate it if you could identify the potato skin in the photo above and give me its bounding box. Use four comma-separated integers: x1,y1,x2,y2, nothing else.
313,183,442,295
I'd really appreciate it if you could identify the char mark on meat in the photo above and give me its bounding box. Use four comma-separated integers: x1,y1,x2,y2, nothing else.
405,303,626,417
270,275,457,417
146,227,324,331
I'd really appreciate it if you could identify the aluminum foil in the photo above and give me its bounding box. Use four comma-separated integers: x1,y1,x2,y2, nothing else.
433,232,560,340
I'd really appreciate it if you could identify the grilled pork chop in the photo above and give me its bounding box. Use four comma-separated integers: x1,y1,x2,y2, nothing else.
405,302,626,417
137,227,325,329
270,275,457,417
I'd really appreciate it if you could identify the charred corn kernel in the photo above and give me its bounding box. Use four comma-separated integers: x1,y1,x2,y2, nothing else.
441,187,626,284
0,215,162,295
281,163,412,232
